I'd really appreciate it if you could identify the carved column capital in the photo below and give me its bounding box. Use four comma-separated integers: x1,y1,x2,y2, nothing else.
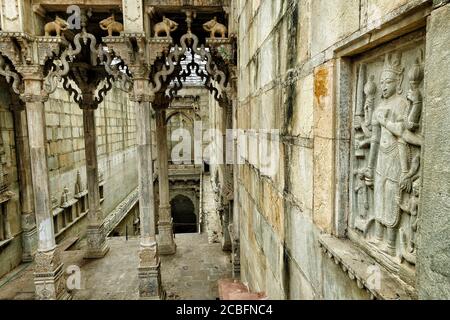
17,68,49,103
130,77,155,103
36,36,69,66
21,93,49,103
16,65,45,79
0,32,34,67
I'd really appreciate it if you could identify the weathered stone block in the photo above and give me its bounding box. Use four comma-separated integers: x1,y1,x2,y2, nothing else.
314,60,336,140
310,0,360,57
313,136,335,233
292,74,314,139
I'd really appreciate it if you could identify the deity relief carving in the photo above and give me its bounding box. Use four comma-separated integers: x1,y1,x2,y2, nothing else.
350,46,424,269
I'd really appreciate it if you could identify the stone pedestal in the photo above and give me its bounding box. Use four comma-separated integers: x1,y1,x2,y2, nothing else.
85,223,110,259
34,249,71,300
22,225,37,262
138,244,165,300
157,205,176,255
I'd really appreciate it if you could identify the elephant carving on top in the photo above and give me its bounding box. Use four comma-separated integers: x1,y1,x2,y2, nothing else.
99,15,124,37
44,17,69,37
203,17,227,39
153,16,179,38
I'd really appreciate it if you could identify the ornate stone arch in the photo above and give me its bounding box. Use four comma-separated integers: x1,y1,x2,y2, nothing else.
169,191,199,219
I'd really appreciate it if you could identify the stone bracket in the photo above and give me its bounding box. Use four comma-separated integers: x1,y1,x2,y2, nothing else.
206,37,236,66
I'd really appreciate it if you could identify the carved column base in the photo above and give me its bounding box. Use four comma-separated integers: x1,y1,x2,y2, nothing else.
85,224,110,259
22,227,38,262
138,245,165,300
34,250,71,300
158,220,176,255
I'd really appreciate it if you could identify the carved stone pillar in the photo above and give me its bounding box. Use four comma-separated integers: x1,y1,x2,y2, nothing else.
20,71,69,300
82,106,109,259
133,84,164,299
155,109,176,255
11,100,37,262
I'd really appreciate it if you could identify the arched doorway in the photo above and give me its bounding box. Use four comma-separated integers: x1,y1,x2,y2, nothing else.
171,195,197,234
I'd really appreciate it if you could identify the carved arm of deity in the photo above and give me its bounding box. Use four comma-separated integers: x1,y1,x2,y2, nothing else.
364,118,381,186
399,154,421,194
406,89,423,130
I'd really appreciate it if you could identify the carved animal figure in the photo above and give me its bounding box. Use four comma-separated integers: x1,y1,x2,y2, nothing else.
153,17,178,38
203,17,227,38
44,17,69,37
99,15,124,37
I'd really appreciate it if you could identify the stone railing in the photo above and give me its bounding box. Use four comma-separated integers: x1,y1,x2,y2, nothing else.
103,188,139,236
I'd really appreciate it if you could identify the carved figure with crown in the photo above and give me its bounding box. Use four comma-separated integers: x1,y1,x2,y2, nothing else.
363,52,411,256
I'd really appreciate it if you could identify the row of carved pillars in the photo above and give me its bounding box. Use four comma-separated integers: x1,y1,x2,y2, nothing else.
1,25,233,300
8,69,110,299
7,70,177,300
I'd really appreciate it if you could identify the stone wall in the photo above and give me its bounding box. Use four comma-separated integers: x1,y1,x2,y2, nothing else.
235,0,446,300
46,85,137,222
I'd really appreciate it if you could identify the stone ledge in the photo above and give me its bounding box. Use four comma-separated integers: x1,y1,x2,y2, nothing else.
318,234,416,300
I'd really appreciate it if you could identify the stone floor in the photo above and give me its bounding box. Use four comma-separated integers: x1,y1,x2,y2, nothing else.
0,233,232,300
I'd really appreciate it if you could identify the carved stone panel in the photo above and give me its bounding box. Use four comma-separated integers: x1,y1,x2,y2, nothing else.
0,0,23,32
349,35,425,281
123,0,144,33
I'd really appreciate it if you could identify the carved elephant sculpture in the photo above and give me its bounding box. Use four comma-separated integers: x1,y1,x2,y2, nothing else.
99,15,124,37
153,16,179,38
44,17,69,37
203,17,227,39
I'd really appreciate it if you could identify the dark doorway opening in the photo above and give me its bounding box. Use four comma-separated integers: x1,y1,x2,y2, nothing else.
171,195,197,234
